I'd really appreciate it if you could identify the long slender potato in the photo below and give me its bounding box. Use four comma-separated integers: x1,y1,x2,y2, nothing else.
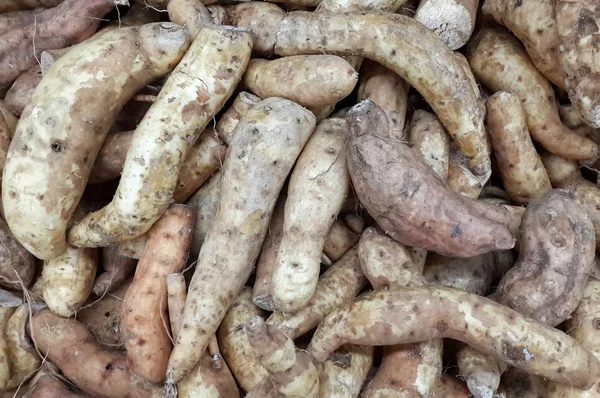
28,309,161,398
359,227,442,397
274,11,490,179
122,204,195,384
187,170,223,260
345,100,514,257
268,246,366,339
167,98,316,384
272,117,350,312
6,304,42,389
42,246,98,317
243,56,357,115
307,286,600,389
67,25,251,248
540,151,600,250
482,0,564,88
246,317,319,398
92,245,136,297
217,288,269,393
487,92,552,204
414,0,478,50
555,0,600,128
216,91,260,146
318,344,373,398
2,23,189,260
467,27,598,161
0,0,129,94
547,280,600,397
4,66,41,116
357,59,409,141
408,110,451,181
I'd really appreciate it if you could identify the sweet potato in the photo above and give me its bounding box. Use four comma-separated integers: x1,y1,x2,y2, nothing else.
177,350,240,398
414,0,478,50
424,251,515,295
555,0,600,128
486,92,552,204
316,0,407,12
101,2,163,32
25,363,87,398
2,23,189,260
457,346,508,398
0,0,129,95
559,104,597,137
274,11,490,179
78,278,130,348
318,344,373,398
359,227,443,397
28,309,161,398
187,170,222,260
0,216,35,290
168,0,211,38
482,0,564,88
496,190,595,326
92,245,136,297
246,317,319,397
271,117,350,312
446,141,483,199
166,273,186,341
408,110,451,182
217,288,268,393
221,2,285,58
540,151,600,250
345,100,514,257
87,131,133,184
4,66,41,116
243,56,357,116
308,286,600,389
503,367,548,398
268,246,366,339
357,60,409,141
166,98,316,383
67,25,251,248
122,204,195,383
547,280,600,397
6,304,42,389
323,219,359,262
0,0,63,13
41,246,98,317
467,27,598,161
216,91,260,146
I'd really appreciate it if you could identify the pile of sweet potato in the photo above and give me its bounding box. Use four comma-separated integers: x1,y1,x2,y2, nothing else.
1,0,600,397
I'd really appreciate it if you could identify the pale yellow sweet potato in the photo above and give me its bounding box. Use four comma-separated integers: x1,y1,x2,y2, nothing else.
67,25,251,248
4,66,41,116
357,60,409,141
275,11,490,179
408,110,451,182
358,227,442,398
216,91,260,146
2,23,189,260
177,349,240,398
486,92,552,204
272,117,350,312
6,304,41,389
243,56,357,116
307,286,600,389
467,27,598,161
166,273,186,341
78,278,130,349
268,246,366,339
122,204,195,383
168,0,211,38
482,0,565,88
414,0,478,50
217,288,268,393
318,344,373,398
0,216,35,290
246,317,319,398
345,100,514,257
167,98,316,383
42,246,98,317
28,309,161,398
555,0,600,128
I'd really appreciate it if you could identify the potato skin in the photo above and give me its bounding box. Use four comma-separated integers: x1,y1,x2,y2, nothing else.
0,0,63,13
408,109,450,182
496,190,596,326
4,66,42,116
307,286,600,390
28,309,160,398
2,23,189,260
318,344,373,398
345,100,514,257
274,11,490,179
